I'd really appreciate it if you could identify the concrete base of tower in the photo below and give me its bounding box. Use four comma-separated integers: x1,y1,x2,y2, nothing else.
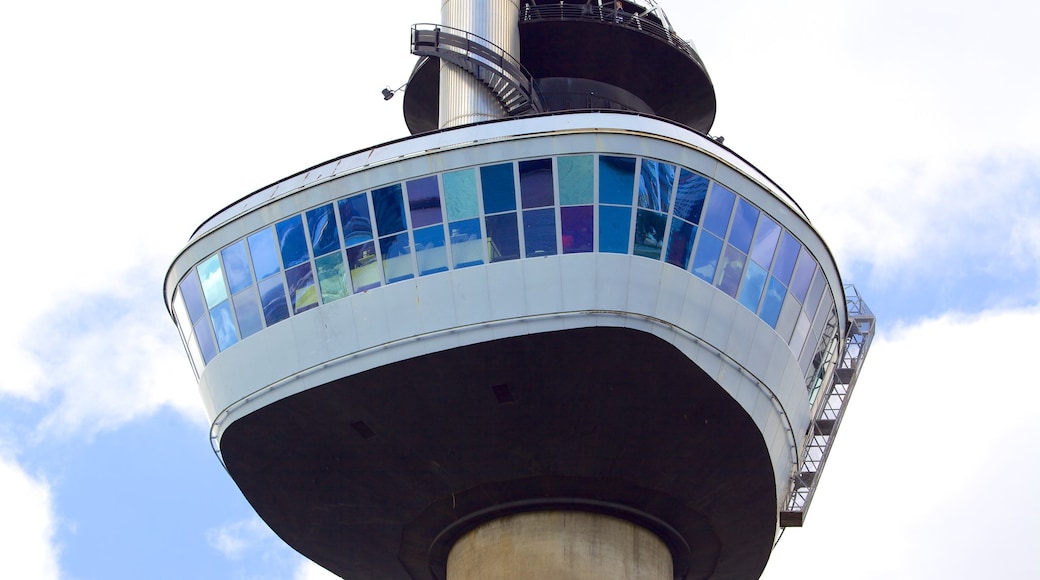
447,511,672,580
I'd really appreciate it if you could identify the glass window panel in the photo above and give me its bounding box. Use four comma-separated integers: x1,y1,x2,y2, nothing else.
306,204,340,258
703,183,735,236
665,220,696,269
481,163,517,214
248,228,281,280
790,247,816,302
805,268,827,323
598,205,631,254
759,276,786,328
558,155,593,205
220,241,253,295
637,159,674,213
449,218,484,268
172,290,191,338
372,183,407,236
791,310,812,358
194,317,218,365
407,175,443,228
519,158,555,209
286,262,319,314
749,214,781,267
738,261,768,312
338,194,374,247
716,244,746,298
210,300,239,351
691,231,723,283
485,212,520,262
443,168,479,221
178,270,207,324
185,325,205,376
728,199,760,254
233,290,264,339
346,241,381,291
599,156,636,205
561,205,593,253
413,225,449,275
523,208,557,257
315,252,349,303
773,231,800,286
380,233,414,283
258,276,290,326
276,215,309,269
673,169,708,224
197,255,228,309
633,210,667,259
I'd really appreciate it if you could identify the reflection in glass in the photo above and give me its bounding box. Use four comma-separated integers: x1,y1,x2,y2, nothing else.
759,276,785,328
210,301,239,351
407,175,442,228
485,212,520,262
315,252,349,303
248,229,281,280
691,231,723,283
179,269,207,324
194,317,218,364
276,215,309,269
380,233,414,283
772,232,800,286
413,225,448,275
599,205,631,254
198,255,228,309
306,204,340,257
738,261,767,312
338,194,373,247
716,244,746,298
286,263,318,314
558,156,593,205
443,169,479,221
749,214,781,267
633,210,667,259
373,184,407,237
790,247,816,302
523,207,557,257
481,163,517,214
449,218,484,268
703,183,735,236
728,199,760,254
561,205,593,253
233,290,264,339
347,241,380,291
258,276,290,326
221,241,253,295
665,220,696,269
599,156,636,205
519,158,554,209
673,169,708,224
638,159,674,213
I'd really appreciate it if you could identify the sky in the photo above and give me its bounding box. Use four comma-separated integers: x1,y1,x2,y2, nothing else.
1,0,1038,578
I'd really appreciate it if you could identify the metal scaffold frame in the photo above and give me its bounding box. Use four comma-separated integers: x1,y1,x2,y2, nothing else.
780,284,875,527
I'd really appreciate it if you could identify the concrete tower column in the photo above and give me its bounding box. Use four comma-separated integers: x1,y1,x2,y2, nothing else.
446,511,673,580
439,0,520,128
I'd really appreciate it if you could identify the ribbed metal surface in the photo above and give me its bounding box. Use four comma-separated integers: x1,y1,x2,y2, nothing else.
439,0,520,128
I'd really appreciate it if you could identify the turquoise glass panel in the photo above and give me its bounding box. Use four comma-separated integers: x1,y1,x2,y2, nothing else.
315,252,349,303
449,218,484,268
286,263,318,314
197,255,228,309
346,242,380,291
194,318,218,364
338,194,373,247
738,261,768,312
414,225,449,275
232,290,263,339
703,184,735,236
407,175,442,228
558,156,593,205
665,220,696,269
210,300,239,351
373,184,406,236
519,158,555,209
221,241,253,295
485,212,520,262
728,199,759,254
276,215,309,269
380,233,414,283
790,247,816,303
248,228,281,280
759,276,785,328
306,204,340,257
691,231,723,283
599,205,631,254
716,244,746,297
638,159,674,213
443,169,479,221
773,231,800,286
179,269,207,324
634,210,666,259
523,207,557,257
674,169,708,224
258,276,290,325
561,205,593,253
481,163,517,214
599,156,636,205
749,214,781,267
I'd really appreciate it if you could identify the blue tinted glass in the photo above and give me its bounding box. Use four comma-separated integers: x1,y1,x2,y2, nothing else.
413,225,448,275
443,169,479,221
258,276,290,325
248,228,280,280
638,159,674,213
561,205,593,253
759,276,785,328
306,204,340,257
691,231,723,283
197,255,228,309
232,290,263,339
519,158,555,209
346,241,381,291
481,163,517,214
523,208,557,257
338,194,374,247
179,270,207,324
210,301,239,351
315,252,349,303
749,214,781,267
407,175,442,228
674,169,708,224
738,261,768,312
790,248,816,302
275,215,309,269
634,210,667,259
773,232,800,286
194,318,218,364
599,156,636,205
449,218,484,268
703,184,735,236
372,184,406,236
221,241,253,295
717,244,746,298
380,233,414,283
558,156,593,205
665,220,696,269
728,199,760,254
286,263,318,313
599,205,631,253
485,212,520,262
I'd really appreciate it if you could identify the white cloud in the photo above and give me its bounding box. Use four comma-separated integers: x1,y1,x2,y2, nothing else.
207,517,274,561
0,450,61,580
293,560,341,580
